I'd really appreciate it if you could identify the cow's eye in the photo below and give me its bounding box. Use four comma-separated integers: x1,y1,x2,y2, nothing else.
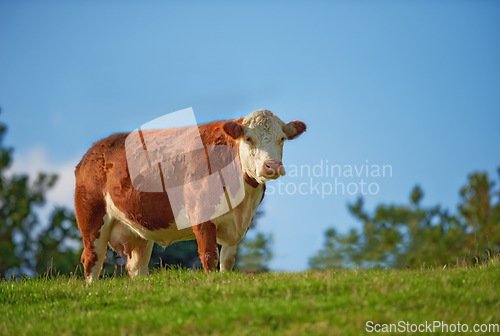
246,137,253,143
280,137,286,142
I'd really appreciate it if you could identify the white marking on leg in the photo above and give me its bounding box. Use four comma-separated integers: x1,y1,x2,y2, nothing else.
220,245,237,271
86,214,113,284
126,240,154,278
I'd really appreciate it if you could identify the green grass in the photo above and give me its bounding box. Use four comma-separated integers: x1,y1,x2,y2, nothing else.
1,261,499,336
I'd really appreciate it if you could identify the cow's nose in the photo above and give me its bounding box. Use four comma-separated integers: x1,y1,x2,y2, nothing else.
262,160,285,177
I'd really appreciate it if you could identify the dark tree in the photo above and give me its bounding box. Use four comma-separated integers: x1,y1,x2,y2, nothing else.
0,112,81,278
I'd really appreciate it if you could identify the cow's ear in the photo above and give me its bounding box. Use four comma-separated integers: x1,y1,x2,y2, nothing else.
283,120,306,140
222,121,243,139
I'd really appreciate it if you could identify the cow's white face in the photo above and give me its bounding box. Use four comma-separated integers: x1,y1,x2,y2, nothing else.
223,109,306,184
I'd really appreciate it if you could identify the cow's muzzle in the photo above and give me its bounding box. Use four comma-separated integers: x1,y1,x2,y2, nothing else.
260,160,286,179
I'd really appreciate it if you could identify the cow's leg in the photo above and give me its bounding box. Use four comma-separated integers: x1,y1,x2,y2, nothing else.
126,239,154,278
219,245,237,271
193,221,219,272
87,214,113,282
74,185,111,283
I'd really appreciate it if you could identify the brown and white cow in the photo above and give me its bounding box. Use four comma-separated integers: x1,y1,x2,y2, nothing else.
74,109,306,282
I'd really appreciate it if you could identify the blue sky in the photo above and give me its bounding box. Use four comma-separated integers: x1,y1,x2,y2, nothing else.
1,1,499,270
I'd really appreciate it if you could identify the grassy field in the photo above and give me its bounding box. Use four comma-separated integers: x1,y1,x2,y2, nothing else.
1,261,499,336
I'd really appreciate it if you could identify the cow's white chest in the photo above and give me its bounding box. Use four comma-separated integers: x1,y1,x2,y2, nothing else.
213,184,263,246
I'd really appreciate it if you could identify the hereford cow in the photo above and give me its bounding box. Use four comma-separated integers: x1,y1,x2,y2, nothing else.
75,109,306,282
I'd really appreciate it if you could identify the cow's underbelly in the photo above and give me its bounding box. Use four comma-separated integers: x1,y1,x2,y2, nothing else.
104,193,195,248
104,182,262,251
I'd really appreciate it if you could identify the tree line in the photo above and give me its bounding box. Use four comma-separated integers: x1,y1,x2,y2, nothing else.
1,113,498,278
309,169,500,269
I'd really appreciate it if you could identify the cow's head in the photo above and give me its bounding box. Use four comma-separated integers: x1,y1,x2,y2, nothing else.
223,109,306,184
